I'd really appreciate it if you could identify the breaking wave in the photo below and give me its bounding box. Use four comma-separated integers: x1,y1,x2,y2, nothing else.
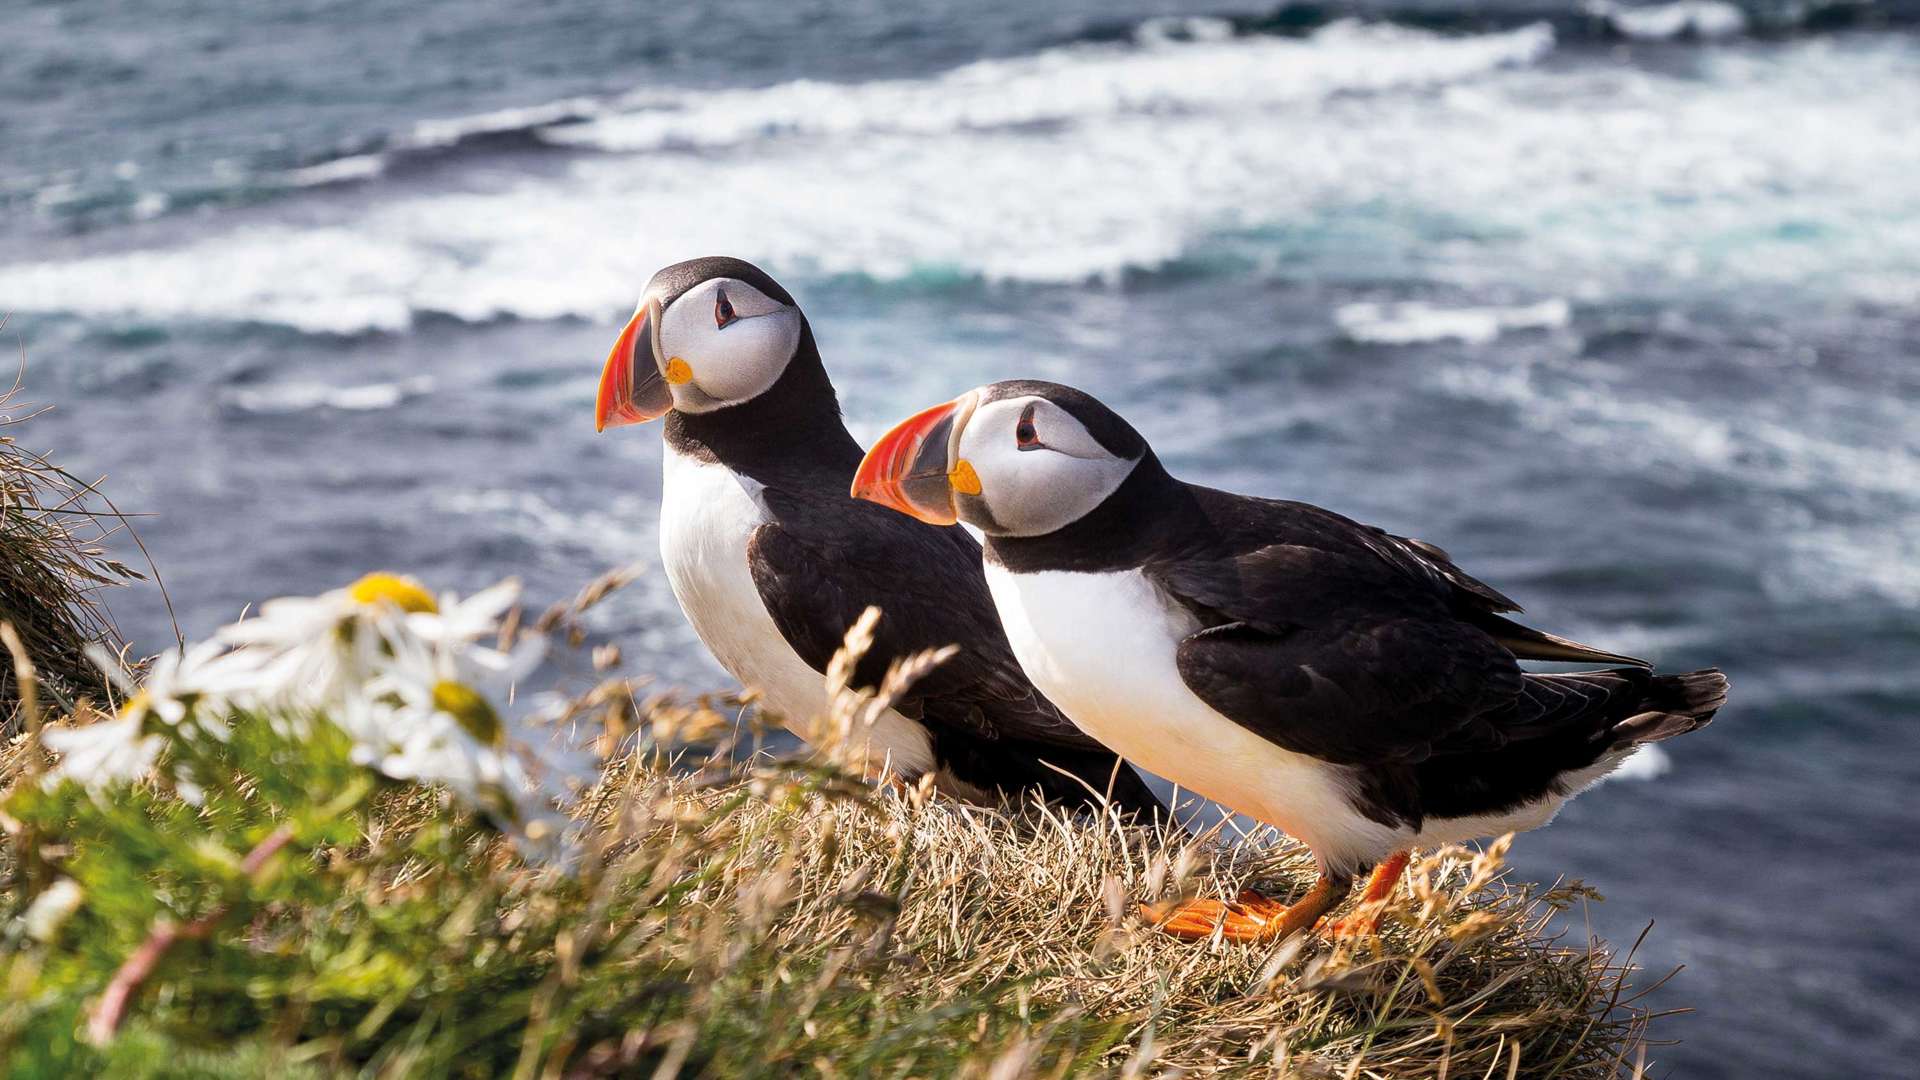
218,375,436,414
2,24,1916,335
540,19,1553,154
1336,298,1571,345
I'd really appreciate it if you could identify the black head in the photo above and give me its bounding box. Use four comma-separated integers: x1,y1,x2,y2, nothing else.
975,380,1150,461
595,256,821,430
645,256,797,311
852,379,1156,538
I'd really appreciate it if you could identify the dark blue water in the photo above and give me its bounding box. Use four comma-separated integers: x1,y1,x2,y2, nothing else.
5,2,1918,1074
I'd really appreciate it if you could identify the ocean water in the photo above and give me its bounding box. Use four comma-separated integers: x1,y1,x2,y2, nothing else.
5,1,1919,1073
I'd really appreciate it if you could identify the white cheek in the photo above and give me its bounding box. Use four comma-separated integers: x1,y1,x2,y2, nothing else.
666,311,800,411
967,439,1128,537
697,316,798,401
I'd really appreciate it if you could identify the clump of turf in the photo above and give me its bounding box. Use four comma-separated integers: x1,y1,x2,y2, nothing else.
0,372,148,725
586,760,1667,1078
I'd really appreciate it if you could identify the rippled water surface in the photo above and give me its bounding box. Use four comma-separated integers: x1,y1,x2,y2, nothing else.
5,2,1918,1074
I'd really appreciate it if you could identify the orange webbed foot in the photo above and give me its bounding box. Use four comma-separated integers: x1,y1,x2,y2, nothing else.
1142,875,1344,944
1140,889,1292,941
1319,906,1385,938
1318,850,1411,939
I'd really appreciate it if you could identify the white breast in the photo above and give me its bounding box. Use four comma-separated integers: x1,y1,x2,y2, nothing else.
983,563,1404,870
658,445,933,777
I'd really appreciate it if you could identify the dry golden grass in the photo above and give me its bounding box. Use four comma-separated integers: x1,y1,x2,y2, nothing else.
551,613,1673,1078
569,753,1666,1079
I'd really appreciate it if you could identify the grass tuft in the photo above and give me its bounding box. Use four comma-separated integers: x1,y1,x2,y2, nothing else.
566,748,1666,1078
0,372,147,725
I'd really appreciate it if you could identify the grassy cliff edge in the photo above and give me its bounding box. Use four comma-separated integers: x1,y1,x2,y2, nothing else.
0,392,1672,1078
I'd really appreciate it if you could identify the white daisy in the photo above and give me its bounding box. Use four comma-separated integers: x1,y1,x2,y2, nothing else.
220,573,536,714
349,679,580,862
60,572,588,862
41,712,162,792
135,640,265,738
219,571,435,647
43,641,261,793
19,879,85,943
338,612,584,860
406,578,523,646
217,574,428,703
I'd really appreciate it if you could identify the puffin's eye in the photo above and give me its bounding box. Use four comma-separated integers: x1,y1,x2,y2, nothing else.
714,288,737,329
1015,404,1041,450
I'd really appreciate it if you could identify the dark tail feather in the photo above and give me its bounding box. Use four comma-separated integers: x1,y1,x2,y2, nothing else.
1610,668,1728,748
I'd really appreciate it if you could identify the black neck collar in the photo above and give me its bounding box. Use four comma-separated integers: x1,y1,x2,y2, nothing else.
984,452,1205,574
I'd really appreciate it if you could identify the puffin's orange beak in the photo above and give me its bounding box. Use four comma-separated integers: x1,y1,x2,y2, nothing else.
595,297,672,431
852,391,980,525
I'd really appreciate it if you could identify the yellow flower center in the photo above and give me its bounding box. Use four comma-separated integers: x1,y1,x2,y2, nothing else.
346,572,439,614
118,690,151,719
432,680,502,745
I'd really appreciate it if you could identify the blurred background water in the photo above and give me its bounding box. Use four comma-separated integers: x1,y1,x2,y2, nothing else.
4,0,1919,1073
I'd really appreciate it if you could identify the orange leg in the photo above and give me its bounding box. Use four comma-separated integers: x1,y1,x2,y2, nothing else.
1142,873,1348,943
1322,850,1411,937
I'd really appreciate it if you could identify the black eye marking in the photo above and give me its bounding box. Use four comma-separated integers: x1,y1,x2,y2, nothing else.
1015,403,1042,450
714,288,737,329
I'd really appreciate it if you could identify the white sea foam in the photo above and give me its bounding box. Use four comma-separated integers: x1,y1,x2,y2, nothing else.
1,28,1916,335
0,227,426,333
282,153,387,188
274,99,606,191
541,20,1553,154
1336,298,1570,345
0,22,1558,330
1590,0,1748,40
1132,15,1238,46
409,97,602,150
1774,520,1920,608
219,375,434,413
1605,744,1673,783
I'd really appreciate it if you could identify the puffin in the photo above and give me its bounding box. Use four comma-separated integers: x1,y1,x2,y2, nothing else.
593,259,1161,816
851,380,1727,941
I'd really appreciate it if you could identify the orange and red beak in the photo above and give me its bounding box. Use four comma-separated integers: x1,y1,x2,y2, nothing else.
851,391,980,525
594,297,674,431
